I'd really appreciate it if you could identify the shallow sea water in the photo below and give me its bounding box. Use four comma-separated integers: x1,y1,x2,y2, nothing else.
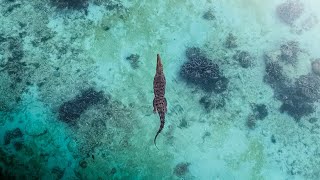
1,0,320,179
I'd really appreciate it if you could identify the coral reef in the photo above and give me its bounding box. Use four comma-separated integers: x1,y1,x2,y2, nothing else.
13,141,23,151
279,89,315,120
247,104,268,129
233,50,253,68
279,41,300,64
300,14,319,31
276,78,318,120
79,160,87,168
225,33,237,49
199,95,225,111
264,61,289,90
246,114,256,129
180,47,228,93
203,10,215,20
0,166,16,180
0,35,29,112
252,104,268,120
271,135,276,143
58,88,106,124
51,167,65,179
185,47,201,60
295,73,320,102
311,59,320,76
4,128,23,145
0,36,26,84
308,117,317,124
178,118,189,129
73,98,135,155
173,162,190,177
50,0,88,9
263,49,318,120
126,54,140,69
276,0,304,25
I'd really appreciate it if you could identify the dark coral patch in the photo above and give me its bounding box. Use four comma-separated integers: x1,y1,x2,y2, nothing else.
58,88,105,124
233,50,253,68
173,162,190,177
253,104,268,120
50,0,88,9
180,47,228,93
4,128,23,145
276,0,304,25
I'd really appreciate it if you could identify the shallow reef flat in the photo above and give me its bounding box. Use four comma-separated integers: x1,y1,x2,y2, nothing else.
1,0,320,179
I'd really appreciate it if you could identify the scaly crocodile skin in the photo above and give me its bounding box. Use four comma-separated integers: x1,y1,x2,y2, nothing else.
153,54,167,148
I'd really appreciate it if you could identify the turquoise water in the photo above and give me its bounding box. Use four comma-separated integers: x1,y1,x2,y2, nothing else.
1,0,320,179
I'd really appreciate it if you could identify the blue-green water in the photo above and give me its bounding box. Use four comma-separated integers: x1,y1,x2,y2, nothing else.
1,0,320,179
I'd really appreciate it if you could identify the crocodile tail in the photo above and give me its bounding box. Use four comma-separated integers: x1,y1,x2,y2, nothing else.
154,113,165,149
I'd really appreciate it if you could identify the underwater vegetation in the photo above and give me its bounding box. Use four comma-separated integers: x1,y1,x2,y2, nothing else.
180,47,229,93
58,88,106,124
